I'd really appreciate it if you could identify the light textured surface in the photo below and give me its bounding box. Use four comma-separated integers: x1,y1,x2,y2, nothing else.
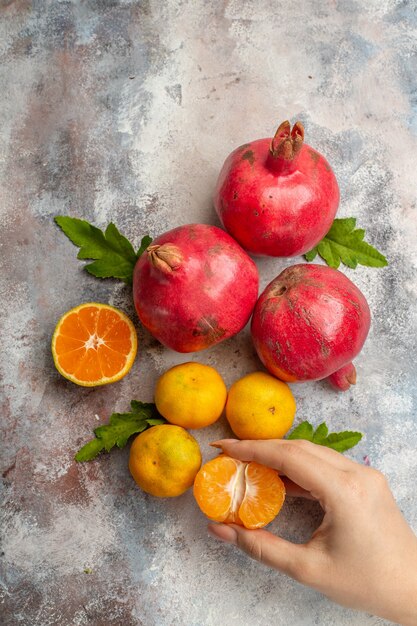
1,1,416,625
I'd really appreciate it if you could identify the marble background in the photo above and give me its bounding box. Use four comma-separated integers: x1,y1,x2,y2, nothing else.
1,1,416,624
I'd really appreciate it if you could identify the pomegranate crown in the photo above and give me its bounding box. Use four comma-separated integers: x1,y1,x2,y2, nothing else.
270,120,304,160
147,243,183,274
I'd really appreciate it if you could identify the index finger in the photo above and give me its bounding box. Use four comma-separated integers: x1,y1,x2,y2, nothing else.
211,439,344,505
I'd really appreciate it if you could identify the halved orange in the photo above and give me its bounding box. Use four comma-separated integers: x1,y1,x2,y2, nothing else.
193,454,285,529
51,303,137,386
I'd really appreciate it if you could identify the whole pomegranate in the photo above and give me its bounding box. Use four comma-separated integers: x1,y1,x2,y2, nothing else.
214,120,340,257
133,224,259,352
251,264,370,390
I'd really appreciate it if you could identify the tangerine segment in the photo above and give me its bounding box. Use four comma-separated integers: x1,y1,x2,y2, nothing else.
51,303,137,387
239,462,285,529
193,456,243,523
193,455,286,529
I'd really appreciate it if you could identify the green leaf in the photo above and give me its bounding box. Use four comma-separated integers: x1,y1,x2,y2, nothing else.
137,235,153,257
146,418,167,426
325,431,363,452
75,438,106,462
129,400,155,412
304,218,388,269
83,257,137,282
287,421,314,441
312,422,329,444
287,420,362,453
54,216,152,284
75,401,166,462
304,248,318,262
104,223,137,263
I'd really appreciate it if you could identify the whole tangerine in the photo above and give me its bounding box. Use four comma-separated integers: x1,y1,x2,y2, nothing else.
226,371,296,439
129,424,202,497
154,362,227,429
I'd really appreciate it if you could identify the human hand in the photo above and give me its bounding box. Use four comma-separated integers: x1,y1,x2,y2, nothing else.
208,439,417,625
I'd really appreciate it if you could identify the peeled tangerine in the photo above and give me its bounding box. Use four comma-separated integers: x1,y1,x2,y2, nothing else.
214,120,339,257
251,264,371,391
193,455,285,529
133,224,259,352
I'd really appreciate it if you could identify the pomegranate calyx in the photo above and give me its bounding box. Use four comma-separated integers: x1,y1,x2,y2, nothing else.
147,243,183,274
270,120,304,160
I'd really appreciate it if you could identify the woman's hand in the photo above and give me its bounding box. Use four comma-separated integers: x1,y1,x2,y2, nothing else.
208,439,417,625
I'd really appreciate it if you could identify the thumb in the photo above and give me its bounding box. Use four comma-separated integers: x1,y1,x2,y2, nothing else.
208,523,314,584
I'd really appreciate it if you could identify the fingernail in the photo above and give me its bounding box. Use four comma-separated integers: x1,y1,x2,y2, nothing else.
208,523,238,544
209,438,240,448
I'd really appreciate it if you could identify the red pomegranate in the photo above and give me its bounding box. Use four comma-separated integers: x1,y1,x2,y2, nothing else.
133,224,259,352
251,264,371,390
214,120,340,257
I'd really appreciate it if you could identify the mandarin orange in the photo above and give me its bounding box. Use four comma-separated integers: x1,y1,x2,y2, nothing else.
193,454,285,529
226,371,296,439
154,362,227,429
129,424,202,497
51,302,137,386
